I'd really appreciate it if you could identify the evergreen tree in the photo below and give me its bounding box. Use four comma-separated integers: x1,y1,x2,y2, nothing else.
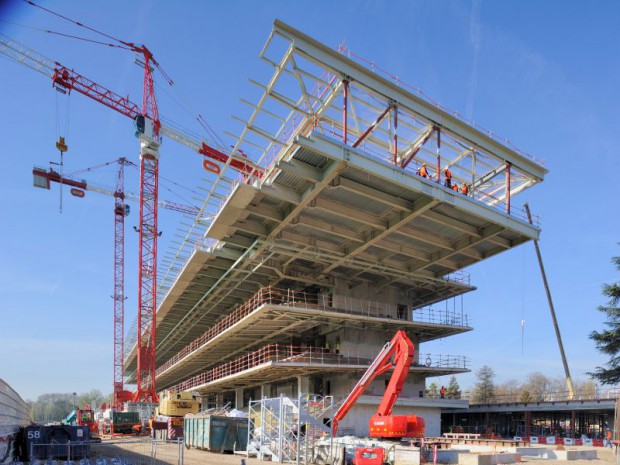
519,389,532,403
445,376,461,399
426,382,439,398
589,255,620,385
470,365,496,404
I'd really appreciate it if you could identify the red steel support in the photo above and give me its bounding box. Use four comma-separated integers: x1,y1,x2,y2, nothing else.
505,162,512,214
436,128,441,183
113,159,127,405
392,104,398,165
342,79,348,145
400,126,435,169
352,104,392,148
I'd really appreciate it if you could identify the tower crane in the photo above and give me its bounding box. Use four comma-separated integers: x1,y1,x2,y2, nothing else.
32,164,207,218
1,27,263,403
32,158,206,406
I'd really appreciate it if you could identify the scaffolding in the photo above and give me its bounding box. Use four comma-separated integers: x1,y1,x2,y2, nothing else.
154,285,472,380
248,394,333,464
166,342,468,394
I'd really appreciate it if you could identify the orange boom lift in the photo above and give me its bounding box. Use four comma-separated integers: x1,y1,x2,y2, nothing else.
332,330,425,439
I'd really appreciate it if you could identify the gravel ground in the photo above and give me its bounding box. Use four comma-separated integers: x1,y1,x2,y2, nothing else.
94,438,619,465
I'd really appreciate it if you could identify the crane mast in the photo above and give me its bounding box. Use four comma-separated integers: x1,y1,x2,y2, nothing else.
113,158,130,406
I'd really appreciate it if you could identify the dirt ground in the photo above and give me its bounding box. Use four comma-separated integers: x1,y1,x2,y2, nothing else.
97,438,619,465
521,447,617,465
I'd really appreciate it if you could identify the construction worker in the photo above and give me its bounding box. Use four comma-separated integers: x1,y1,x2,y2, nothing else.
417,163,428,178
444,168,452,188
451,183,459,192
461,183,470,195
605,428,613,448
440,386,446,398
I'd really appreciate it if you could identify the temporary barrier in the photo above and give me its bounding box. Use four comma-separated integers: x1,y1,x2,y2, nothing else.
516,436,606,447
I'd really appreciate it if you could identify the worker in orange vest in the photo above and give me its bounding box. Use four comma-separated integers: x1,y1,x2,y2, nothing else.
417,164,428,178
451,183,459,192
605,429,613,447
461,184,470,195
444,169,452,188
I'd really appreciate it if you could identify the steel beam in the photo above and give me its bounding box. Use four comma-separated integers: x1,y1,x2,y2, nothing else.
273,20,548,182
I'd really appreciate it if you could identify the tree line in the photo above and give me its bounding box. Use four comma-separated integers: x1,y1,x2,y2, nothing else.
466,366,600,404
27,389,113,423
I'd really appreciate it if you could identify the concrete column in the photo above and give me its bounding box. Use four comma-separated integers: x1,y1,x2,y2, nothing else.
261,383,271,399
235,388,244,409
571,410,576,438
525,410,532,437
298,376,311,395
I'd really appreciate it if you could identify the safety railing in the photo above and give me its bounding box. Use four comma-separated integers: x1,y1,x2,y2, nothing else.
155,286,471,377
167,343,468,393
463,387,620,405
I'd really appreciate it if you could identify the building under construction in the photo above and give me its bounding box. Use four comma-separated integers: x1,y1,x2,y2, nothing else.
122,20,547,437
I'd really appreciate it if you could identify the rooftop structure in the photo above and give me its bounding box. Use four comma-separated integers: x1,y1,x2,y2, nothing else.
124,19,547,437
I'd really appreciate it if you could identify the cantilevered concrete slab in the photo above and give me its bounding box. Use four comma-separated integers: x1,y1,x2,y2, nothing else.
126,131,540,378
153,301,472,389
168,356,468,394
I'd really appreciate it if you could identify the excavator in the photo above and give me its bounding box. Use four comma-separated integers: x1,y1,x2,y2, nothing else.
62,404,99,440
332,330,425,464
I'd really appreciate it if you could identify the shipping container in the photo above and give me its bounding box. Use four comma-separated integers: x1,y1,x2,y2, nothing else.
184,415,247,453
23,425,90,460
111,411,140,435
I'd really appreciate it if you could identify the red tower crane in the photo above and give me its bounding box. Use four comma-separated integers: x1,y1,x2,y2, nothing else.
32,160,207,406
112,158,131,406
1,25,262,403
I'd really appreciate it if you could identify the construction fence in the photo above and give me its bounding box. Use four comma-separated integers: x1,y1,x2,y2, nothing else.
24,440,183,465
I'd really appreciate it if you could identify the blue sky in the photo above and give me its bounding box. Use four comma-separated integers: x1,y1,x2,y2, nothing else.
0,1,618,401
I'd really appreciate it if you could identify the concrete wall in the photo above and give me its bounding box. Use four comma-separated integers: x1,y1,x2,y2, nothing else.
332,278,410,320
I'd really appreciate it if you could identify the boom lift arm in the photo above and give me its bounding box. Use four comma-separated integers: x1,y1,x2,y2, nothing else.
524,203,575,399
332,330,425,438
